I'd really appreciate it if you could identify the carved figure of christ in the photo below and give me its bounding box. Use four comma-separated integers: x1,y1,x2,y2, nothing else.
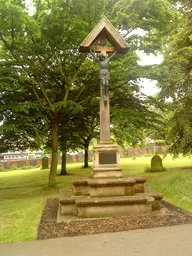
90,46,116,143
90,47,117,102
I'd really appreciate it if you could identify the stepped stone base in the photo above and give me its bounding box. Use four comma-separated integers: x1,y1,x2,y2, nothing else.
92,166,123,178
73,178,90,196
88,178,135,197
137,189,163,210
76,195,154,218
72,176,147,197
58,143,163,221
129,176,147,193
60,198,77,216
59,194,155,218
59,185,163,219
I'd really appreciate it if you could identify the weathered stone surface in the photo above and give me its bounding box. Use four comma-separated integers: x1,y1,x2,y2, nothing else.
92,167,123,178
129,176,147,193
59,195,77,216
89,178,135,187
89,178,135,197
72,177,90,196
151,155,163,172
76,196,153,218
59,203,77,216
137,190,163,211
42,156,48,169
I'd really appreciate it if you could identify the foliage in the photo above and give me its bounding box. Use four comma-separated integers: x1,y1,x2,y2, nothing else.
156,0,192,156
0,0,181,184
0,0,92,184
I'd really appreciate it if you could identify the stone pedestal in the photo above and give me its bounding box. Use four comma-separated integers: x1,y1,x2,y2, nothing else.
92,143,122,178
57,91,163,220
58,174,163,220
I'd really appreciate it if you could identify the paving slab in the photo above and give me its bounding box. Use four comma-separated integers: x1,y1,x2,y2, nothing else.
1,224,192,256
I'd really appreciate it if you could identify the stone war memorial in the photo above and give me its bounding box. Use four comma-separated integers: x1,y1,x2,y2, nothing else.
58,17,163,221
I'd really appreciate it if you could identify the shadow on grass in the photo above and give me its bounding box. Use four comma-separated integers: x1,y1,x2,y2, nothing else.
167,166,192,171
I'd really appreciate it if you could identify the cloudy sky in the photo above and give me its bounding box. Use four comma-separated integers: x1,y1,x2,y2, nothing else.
137,51,163,96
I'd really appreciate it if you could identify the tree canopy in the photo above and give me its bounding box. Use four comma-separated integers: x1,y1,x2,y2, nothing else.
0,0,183,184
156,0,192,155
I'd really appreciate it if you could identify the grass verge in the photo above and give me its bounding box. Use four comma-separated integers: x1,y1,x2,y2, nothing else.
0,155,192,243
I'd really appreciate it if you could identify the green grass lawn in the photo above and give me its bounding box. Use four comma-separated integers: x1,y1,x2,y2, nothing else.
0,155,192,244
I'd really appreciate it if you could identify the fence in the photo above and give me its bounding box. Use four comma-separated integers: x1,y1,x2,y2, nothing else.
125,145,170,157
0,146,169,170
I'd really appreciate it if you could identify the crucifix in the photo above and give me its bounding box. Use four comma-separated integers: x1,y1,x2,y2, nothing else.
90,31,118,142
79,16,128,144
79,16,128,177
90,43,116,143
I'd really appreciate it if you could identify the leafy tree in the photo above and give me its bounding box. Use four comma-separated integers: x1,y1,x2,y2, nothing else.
0,64,48,152
156,0,192,155
0,0,180,185
0,0,90,185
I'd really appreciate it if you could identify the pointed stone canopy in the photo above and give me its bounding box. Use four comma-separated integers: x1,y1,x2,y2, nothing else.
79,16,129,54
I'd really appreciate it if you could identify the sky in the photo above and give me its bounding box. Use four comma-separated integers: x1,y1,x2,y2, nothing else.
137,50,163,96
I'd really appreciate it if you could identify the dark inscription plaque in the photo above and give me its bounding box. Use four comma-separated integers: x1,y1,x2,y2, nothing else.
99,152,117,165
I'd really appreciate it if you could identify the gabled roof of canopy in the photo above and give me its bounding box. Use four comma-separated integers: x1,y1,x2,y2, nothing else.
79,16,129,54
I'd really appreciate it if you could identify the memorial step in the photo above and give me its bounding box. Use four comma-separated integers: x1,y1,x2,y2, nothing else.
128,176,147,193
137,189,163,210
92,166,123,178
59,192,77,216
76,195,154,218
88,178,136,197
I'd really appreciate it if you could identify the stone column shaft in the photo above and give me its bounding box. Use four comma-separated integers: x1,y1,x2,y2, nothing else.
100,84,111,144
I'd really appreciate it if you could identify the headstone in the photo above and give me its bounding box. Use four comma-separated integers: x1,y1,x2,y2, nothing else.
88,151,93,161
30,159,37,166
5,161,11,169
18,160,24,168
42,156,48,169
78,152,84,162
119,148,124,158
127,148,133,157
151,155,163,172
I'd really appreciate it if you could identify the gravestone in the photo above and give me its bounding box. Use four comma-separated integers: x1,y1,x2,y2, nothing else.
88,151,93,161
5,162,11,169
151,155,163,172
42,156,48,169
30,159,37,166
119,148,124,158
78,152,84,162
18,160,24,168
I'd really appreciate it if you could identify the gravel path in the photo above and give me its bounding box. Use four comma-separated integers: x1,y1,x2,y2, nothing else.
37,198,192,240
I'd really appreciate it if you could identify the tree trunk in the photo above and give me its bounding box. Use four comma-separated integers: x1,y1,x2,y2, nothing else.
49,120,59,186
84,145,89,168
60,150,67,175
